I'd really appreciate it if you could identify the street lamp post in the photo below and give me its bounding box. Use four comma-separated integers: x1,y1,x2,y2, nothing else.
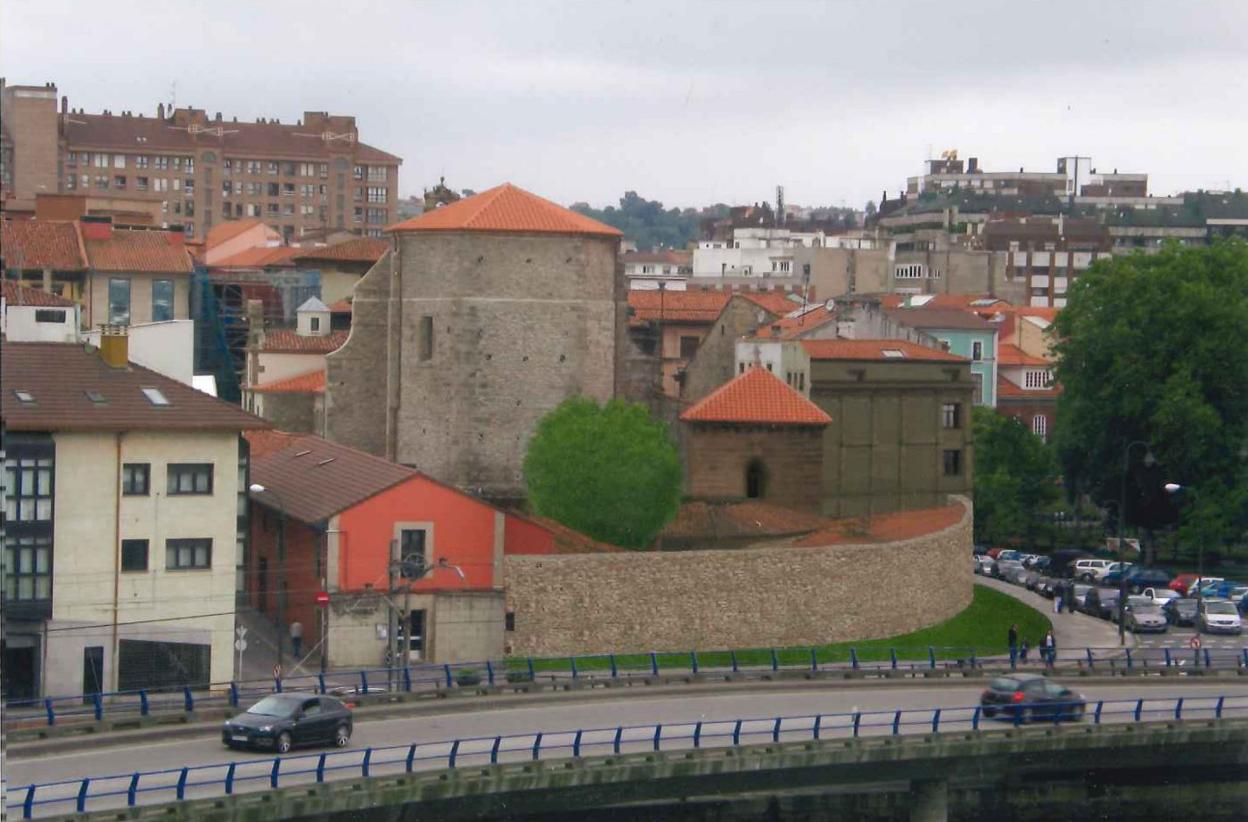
1164,483,1202,627
250,483,286,672
1117,441,1154,646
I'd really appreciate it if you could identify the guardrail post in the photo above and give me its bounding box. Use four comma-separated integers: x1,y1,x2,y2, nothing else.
275,675,283,694
23,785,35,819
1216,696,1225,719
730,650,739,673
127,773,140,806
691,651,699,675
532,732,543,760
850,648,859,670
928,647,936,670
813,714,822,740
732,719,743,746
1134,699,1143,723
362,748,372,777
1085,648,1095,669
91,692,103,722
609,654,618,679
693,721,703,748
772,717,782,743
573,729,583,756
491,736,502,764
527,657,536,681
1094,701,1104,724
970,648,978,669
653,724,663,751
229,682,239,707
853,712,862,738
810,647,819,673
1175,698,1184,720
893,710,902,735
183,686,194,713
650,652,659,676
318,673,327,695
360,670,369,694
443,664,453,688
770,648,779,672
1242,649,1248,670
176,767,188,800
270,758,281,789
485,661,495,687
316,753,327,783
224,763,236,795
403,666,413,692
570,656,579,679
972,707,981,730
77,779,91,813
136,689,149,716
43,697,54,727
932,709,941,733
890,648,898,670
448,740,460,768
1164,648,1173,668
1203,648,1211,669
1125,648,1133,670
613,727,623,754
405,744,417,773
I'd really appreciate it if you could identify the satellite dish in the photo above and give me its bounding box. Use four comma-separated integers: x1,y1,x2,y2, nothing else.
824,298,835,311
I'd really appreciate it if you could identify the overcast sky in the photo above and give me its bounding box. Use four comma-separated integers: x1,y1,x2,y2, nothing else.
4,1,1246,210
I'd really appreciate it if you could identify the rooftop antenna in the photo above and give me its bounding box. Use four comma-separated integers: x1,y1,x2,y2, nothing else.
776,185,785,227
167,80,177,112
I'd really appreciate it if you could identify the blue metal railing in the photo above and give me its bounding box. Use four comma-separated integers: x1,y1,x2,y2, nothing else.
6,694,1246,819
6,643,1246,732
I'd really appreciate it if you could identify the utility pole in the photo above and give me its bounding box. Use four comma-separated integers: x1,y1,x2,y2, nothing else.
387,539,399,691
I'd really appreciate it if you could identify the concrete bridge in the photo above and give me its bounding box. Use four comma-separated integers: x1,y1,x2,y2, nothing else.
59,718,1248,821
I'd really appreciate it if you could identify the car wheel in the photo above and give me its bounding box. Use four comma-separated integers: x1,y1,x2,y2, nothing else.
335,725,351,747
276,732,292,755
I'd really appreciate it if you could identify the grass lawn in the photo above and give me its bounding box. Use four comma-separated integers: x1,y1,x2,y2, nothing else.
504,584,1050,675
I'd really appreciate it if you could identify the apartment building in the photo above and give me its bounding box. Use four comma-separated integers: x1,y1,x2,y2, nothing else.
0,80,401,241
1,333,268,699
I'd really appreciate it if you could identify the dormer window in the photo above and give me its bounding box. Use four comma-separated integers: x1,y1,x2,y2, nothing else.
141,387,170,406
881,349,905,359
13,390,35,404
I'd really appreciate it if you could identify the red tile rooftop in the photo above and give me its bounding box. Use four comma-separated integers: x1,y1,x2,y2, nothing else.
387,183,622,237
251,370,326,394
681,366,831,426
260,329,349,354
2,281,76,307
793,501,966,546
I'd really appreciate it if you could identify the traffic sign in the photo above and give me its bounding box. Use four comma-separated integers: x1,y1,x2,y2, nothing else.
316,591,330,608
234,639,248,652
236,626,247,639
1188,635,1202,650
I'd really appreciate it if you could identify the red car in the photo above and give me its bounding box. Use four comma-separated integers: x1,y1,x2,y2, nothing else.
987,547,1006,559
1169,573,1199,595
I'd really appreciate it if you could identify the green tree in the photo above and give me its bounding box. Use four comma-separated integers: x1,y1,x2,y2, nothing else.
972,408,1061,546
524,397,682,549
1052,241,1248,555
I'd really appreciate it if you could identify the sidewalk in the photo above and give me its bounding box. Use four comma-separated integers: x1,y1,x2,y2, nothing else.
235,607,324,682
976,576,1132,650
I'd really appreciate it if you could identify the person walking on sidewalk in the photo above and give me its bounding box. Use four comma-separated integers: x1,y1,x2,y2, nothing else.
1041,629,1056,667
290,620,304,659
1008,623,1019,667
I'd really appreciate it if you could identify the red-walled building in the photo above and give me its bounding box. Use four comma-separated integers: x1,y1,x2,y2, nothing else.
246,431,581,668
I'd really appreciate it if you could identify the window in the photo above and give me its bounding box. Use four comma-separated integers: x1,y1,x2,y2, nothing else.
310,316,321,332
152,279,174,322
114,175,127,189
418,315,434,361
122,463,150,495
282,183,295,197
894,263,925,279
154,156,169,170
246,160,260,175
881,349,905,359
679,336,699,359
942,402,961,429
3,536,51,601
367,186,387,203
772,260,791,273
141,387,169,406
367,166,388,182
35,309,66,324
4,455,53,522
1024,370,1052,389
94,153,109,168
108,278,131,325
168,463,213,495
153,178,169,192
267,161,279,175
366,208,386,224
184,158,194,174
166,538,212,570
1032,414,1048,440
121,539,149,572
505,612,516,632
971,341,983,361
942,449,962,477
745,459,766,499
399,529,427,575
353,165,364,180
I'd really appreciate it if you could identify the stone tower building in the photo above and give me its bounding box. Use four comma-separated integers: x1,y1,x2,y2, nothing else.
324,183,625,502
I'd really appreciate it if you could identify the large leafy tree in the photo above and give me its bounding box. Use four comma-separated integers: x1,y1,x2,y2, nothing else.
524,397,682,549
972,408,1060,545
1052,241,1248,554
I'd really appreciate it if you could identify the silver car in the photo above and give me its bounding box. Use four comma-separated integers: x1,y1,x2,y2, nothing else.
1124,602,1167,633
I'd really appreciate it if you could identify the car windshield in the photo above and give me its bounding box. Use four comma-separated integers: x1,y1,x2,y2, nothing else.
988,677,1021,691
1206,602,1237,615
1133,604,1162,615
246,696,299,718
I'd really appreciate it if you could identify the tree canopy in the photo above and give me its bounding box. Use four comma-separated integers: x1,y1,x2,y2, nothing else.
523,397,682,549
571,192,719,252
972,407,1060,546
1052,240,1248,552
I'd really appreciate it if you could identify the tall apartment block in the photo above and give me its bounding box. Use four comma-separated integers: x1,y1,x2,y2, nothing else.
1,80,401,241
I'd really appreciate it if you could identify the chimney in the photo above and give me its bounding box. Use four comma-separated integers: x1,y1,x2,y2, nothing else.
99,324,129,368
157,102,165,119
61,95,67,114
79,215,114,241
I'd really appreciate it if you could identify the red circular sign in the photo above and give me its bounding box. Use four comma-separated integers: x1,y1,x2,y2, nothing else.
315,591,330,608
1188,636,1202,650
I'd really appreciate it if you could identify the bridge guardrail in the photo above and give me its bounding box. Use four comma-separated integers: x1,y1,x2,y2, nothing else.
6,643,1246,733
8,693,1247,819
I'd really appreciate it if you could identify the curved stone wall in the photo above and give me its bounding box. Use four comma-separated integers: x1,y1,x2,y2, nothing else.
503,497,973,656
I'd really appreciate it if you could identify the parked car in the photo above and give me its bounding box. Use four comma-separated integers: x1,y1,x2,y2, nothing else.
1049,550,1093,579
1163,597,1198,627
1123,600,1168,633
1122,567,1173,593
1229,585,1248,604
1082,587,1121,620
1035,577,1058,598
1200,580,1245,600
1071,583,1093,609
979,674,1085,723
1197,599,1243,635
1074,559,1112,581
995,559,1025,581
975,555,997,576
1093,561,1133,583
223,694,354,753
1169,573,1200,595
1139,587,1181,608
1186,577,1224,597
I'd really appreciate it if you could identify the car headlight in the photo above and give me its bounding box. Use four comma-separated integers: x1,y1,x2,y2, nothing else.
258,725,274,733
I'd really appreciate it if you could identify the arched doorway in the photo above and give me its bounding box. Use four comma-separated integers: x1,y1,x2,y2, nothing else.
745,459,766,499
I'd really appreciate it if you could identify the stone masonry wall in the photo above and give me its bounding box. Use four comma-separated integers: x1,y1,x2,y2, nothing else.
685,424,825,512
504,497,972,656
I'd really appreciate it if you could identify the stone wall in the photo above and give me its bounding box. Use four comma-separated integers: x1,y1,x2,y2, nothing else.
504,497,971,656
685,424,825,512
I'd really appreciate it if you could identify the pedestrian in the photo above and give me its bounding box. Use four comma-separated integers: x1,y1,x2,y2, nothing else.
1042,629,1056,667
1020,639,1030,663
290,620,304,659
1007,623,1019,667
1054,591,1064,613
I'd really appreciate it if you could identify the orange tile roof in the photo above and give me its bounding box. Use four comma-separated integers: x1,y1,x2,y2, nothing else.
387,183,622,237
328,299,352,313
661,500,831,541
681,366,832,426
260,329,350,354
622,249,692,265
997,342,1051,366
251,369,326,394
754,304,837,339
1,281,76,307
210,246,302,269
800,339,967,363
83,229,194,273
1,219,86,270
628,289,732,324
794,501,966,546
291,236,390,264
205,218,267,249
739,291,811,316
